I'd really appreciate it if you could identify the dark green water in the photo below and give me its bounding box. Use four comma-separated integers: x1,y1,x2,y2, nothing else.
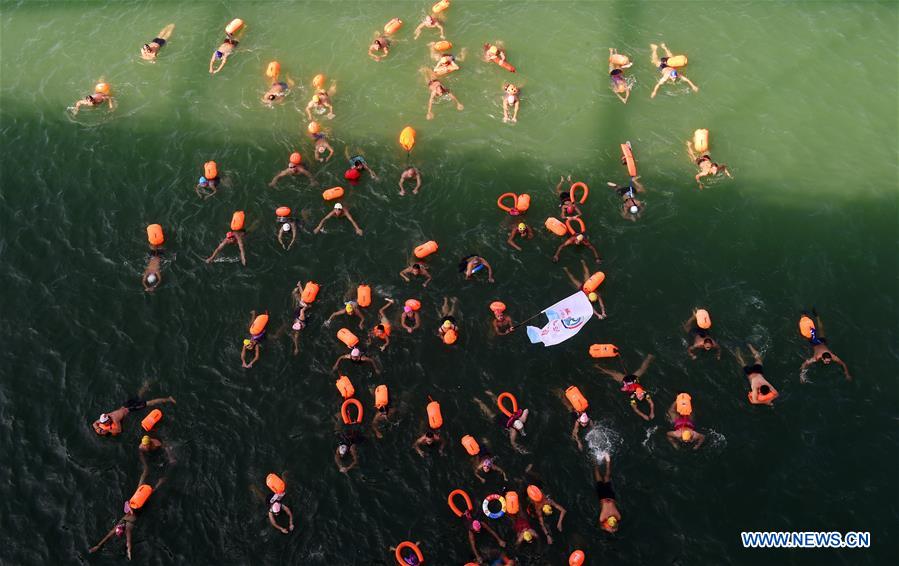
1,1,897,565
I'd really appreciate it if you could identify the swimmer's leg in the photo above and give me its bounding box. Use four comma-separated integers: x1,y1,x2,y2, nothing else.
650,43,661,67
473,397,496,419
158,24,175,41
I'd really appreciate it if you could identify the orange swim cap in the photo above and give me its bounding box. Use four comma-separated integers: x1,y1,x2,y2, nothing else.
489,301,506,313
681,429,693,441
289,152,302,165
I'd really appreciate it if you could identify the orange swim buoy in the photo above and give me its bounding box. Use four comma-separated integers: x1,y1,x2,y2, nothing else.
461,434,480,456
276,206,291,218
569,182,589,203
667,54,688,68
443,328,457,345
394,541,424,566
266,61,281,79
414,240,438,259
337,328,359,348
146,224,164,246
128,484,153,510
312,73,326,89
505,490,520,514
693,128,709,153
225,18,244,35
384,18,403,35
427,400,443,429
432,0,451,14
447,488,472,517
526,484,544,503
497,392,518,418
620,143,637,177
266,473,286,494
140,409,162,432
582,271,605,293
307,121,321,135
399,126,416,152
204,161,218,180
404,298,421,311
798,315,816,339
695,308,712,329
95,82,111,95
301,281,319,304
341,398,363,424
589,343,618,359
433,40,453,52
336,375,355,399
516,194,531,212
489,301,506,313
545,217,568,237
676,392,693,416
375,385,389,409
749,388,778,405
566,217,586,235
356,284,371,308
565,385,589,412
569,550,586,566
249,314,269,336
322,186,344,201
230,210,245,231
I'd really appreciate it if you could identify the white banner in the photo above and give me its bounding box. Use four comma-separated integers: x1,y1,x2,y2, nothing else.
526,291,593,347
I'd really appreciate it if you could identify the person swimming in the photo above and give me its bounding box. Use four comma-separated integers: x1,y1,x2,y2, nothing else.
683,310,721,359
798,310,852,381
593,455,621,533
596,354,656,420
70,84,115,115
313,203,364,236
369,299,394,352
685,141,732,189
562,260,608,319
413,430,444,456
290,304,308,356
142,250,162,292
400,262,432,287
650,42,699,98
433,53,460,76
305,90,335,120
368,36,390,61
607,177,646,221
608,48,631,104
268,499,294,534
91,387,175,437
276,214,298,251
399,166,422,196
325,299,366,329
666,395,706,449
553,233,601,264
426,78,463,120
332,347,381,374
554,175,583,218
140,24,174,61
205,229,247,266
735,344,779,405
459,256,494,282
209,38,238,75
262,80,289,105
414,15,445,39
502,83,520,123
270,153,316,187
507,222,534,251
314,132,334,162
401,304,421,334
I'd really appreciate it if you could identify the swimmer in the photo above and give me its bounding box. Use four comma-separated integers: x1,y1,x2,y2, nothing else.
472,450,508,483
140,24,174,61
89,467,165,560
92,387,175,436
555,175,583,219
502,83,520,123
426,78,463,120
276,216,298,251
735,343,779,405
413,430,445,456
507,222,534,251
314,132,334,162
332,347,381,374
268,499,294,534
593,455,621,533
205,229,247,266
138,435,175,473
368,35,390,61
666,397,705,449
798,310,851,382
491,306,514,336
474,392,529,454
335,439,359,473
514,512,539,546
325,300,366,329
553,233,601,264
291,280,307,310
269,154,316,187
414,14,445,39
650,42,699,98
241,338,260,368
290,304,308,356
459,255,494,282
459,508,506,563
195,176,218,199
401,303,422,334
682,310,721,359
606,176,646,221
608,48,631,104
563,396,592,451
346,153,380,181
371,390,391,440
261,80,291,106
369,299,395,352
432,52,461,76
596,354,656,421
562,260,608,319
437,296,460,339
305,90,335,120
685,140,732,189
483,43,508,65
70,85,115,115
209,38,238,74
313,203,363,236
523,476,567,544
142,251,162,292
399,166,422,195
400,262,432,287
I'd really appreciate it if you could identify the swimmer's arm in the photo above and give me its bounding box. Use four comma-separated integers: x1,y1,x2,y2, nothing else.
399,267,411,281
331,355,346,372
89,526,118,553
283,505,294,530
344,210,364,236
507,228,522,251
834,357,851,380
269,512,287,533
553,501,567,530
494,463,508,481
304,101,314,120
421,269,431,287
482,522,506,547
562,266,579,288
411,314,421,331
586,241,601,262
687,344,700,360
288,228,296,250
447,92,463,110
650,78,665,99
380,334,390,351
482,260,495,282
666,431,680,448
335,451,347,472
363,163,379,181
106,96,116,111
474,466,486,482
595,293,607,319
346,446,358,471
615,89,628,104
570,421,582,450
413,22,425,39
412,437,425,456
208,53,217,73
552,240,569,262
205,240,227,262
355,309,366,328
241,347,249,367
693,431,706,449
324,143,334,160
313,213,332,233
205,183,217,199
414,172,422,191
682,314,697,332
631,401,650,421
680,74,699,92
511,100,519,121
324,310,343,325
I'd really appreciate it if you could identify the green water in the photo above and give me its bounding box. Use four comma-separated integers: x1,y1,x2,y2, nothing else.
1,1,897,564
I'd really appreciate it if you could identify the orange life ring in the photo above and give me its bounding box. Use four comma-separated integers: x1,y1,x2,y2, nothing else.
569,182,589,203
496,192,517,214
341,398,363,424
394,541,424,565
620,143,637,177
336,375,355,399
447,488,472,517
141,409,162,432
566,217,586,235
497,392,518,418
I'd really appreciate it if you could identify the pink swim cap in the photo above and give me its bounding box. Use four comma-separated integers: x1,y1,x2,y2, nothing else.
403,306,412,313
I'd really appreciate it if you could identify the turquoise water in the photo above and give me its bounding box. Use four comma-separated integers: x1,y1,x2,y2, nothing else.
1,1,897,564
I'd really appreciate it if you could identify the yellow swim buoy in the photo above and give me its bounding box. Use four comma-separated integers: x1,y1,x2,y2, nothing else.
399,126,416,152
